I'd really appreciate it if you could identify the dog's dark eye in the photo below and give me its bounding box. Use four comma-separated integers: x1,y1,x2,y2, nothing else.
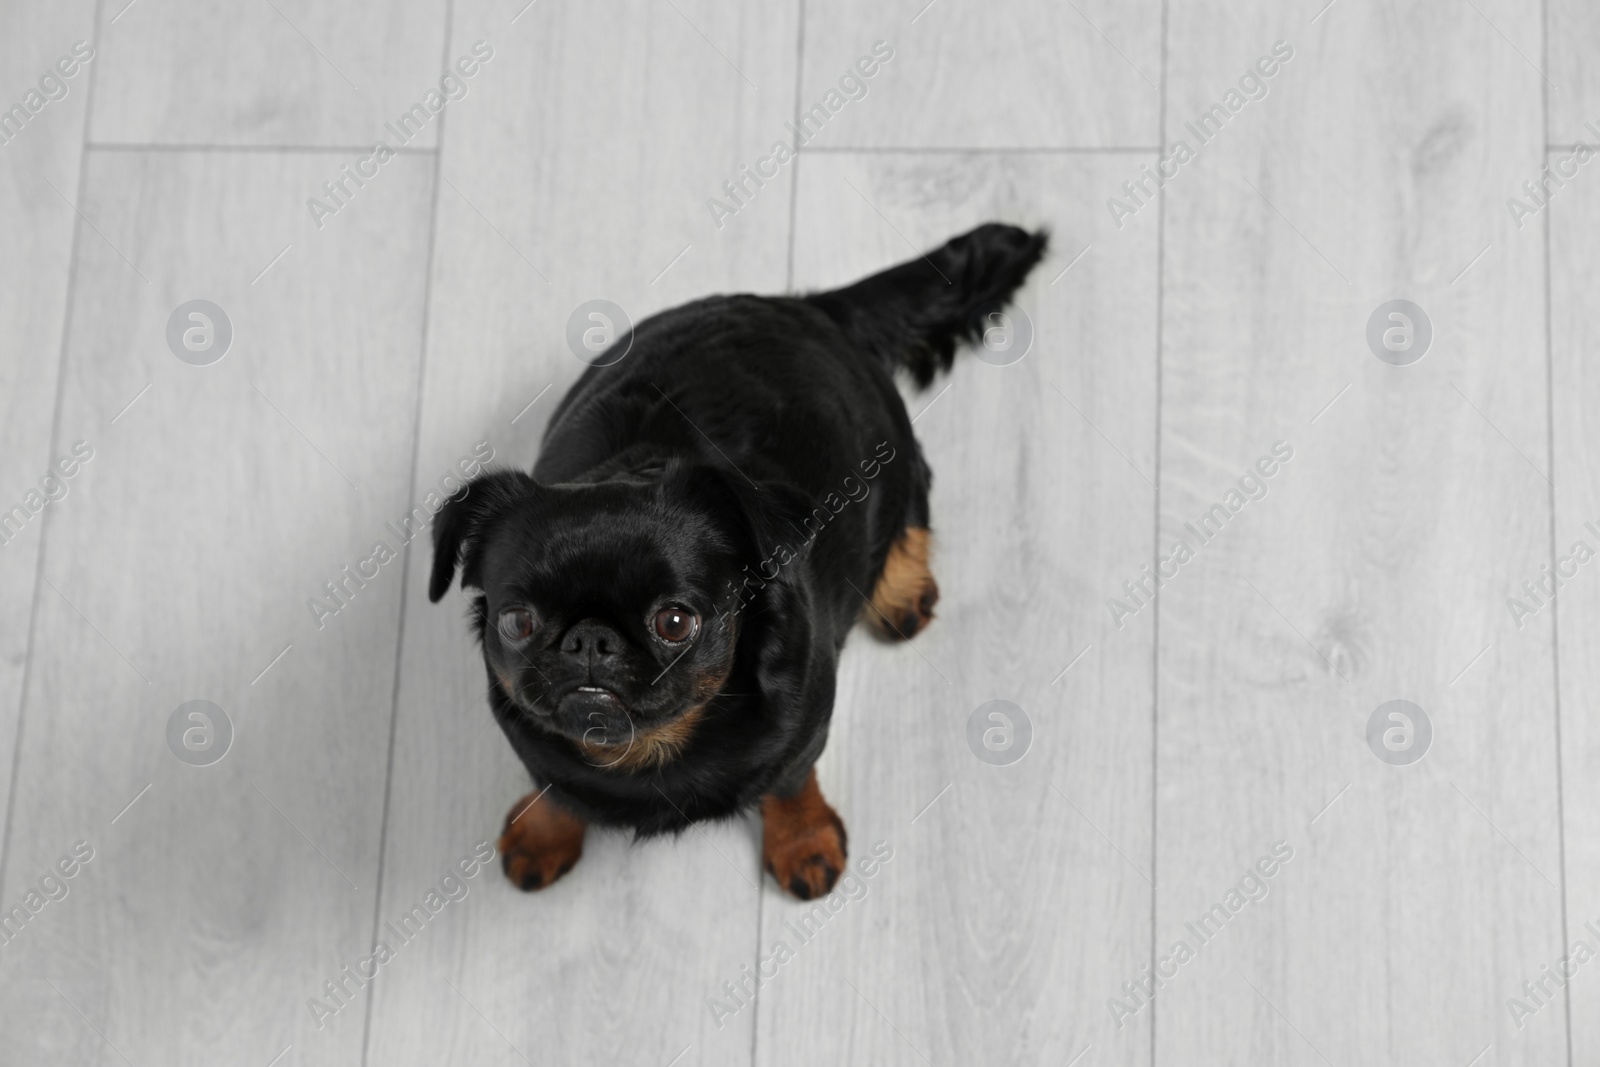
498,607,535,643
652,607,698,643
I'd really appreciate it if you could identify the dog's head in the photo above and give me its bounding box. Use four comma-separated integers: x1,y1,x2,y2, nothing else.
428,463,809,762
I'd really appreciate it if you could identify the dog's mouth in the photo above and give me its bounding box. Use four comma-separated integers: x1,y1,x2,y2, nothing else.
536,684,633,747
561,684,623,712
501,675,704,769
500,673,628,727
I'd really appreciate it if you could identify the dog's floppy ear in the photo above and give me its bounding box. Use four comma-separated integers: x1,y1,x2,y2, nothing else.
428,469,536,602
671,463,816,575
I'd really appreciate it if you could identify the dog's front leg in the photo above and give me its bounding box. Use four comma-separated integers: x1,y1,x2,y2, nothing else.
498,789,586,891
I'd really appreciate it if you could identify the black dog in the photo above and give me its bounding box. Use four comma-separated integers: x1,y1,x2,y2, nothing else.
429,222,1047,899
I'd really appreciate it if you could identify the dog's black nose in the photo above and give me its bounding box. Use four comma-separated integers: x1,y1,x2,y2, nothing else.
560,619,623,665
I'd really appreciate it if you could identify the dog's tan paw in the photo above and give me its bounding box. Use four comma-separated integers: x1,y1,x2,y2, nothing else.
498,791,586,892
762,769,848,901
863,526,938,640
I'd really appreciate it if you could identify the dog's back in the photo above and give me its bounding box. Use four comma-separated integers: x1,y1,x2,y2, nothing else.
537,222,1050,641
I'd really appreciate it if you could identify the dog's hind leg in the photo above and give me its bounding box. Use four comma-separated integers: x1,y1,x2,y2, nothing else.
861,526,939,640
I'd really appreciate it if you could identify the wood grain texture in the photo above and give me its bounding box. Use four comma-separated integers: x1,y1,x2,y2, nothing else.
1549,0,1600,146
0,0,97,909
1158,2,1564,1065
0,148,435,1066
754,152,1158,1067
88,0,450,147
361,2,798,1064
5,1,1594,1065
800,0,1161,148
1550,159,1600,1065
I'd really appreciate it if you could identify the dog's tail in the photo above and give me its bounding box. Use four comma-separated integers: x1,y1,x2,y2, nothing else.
805,222,1049,388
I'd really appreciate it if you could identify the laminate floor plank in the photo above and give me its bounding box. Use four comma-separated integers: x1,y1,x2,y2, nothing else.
88,0,451,147
1549,156,1600,1067
5,3,1587,1065
0,147,436,1067
0,0,97,906
362,3,798,1064
1156,3,1564,1064
1549,0,1600,147
754,150,1159,1067
799,0,1161,149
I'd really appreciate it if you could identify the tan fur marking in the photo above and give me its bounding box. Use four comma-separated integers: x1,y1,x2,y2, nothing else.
761,769,848,900
863,526,939,640
498,791,586,892
577,705,706,772
575,629,734,772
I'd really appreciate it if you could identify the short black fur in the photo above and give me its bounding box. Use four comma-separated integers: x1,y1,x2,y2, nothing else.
430,222,1048,835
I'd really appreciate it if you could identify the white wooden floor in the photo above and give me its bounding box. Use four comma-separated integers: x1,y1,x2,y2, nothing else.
0,1,1595,1064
